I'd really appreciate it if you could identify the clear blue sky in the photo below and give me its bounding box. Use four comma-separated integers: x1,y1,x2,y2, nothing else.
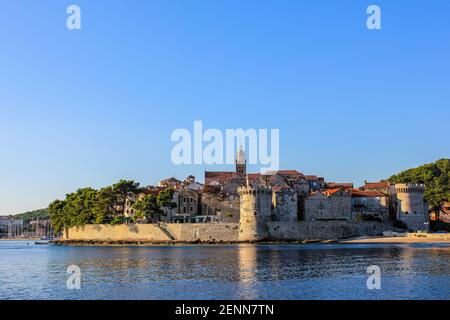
1,0,449,214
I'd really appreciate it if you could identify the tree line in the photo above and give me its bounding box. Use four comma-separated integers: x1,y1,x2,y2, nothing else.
48,180,176,233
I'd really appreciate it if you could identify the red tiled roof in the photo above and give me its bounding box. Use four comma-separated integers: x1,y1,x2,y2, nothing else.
264,170,303,176
272,185,292,192
276,170,302,176
327,182,354,189
247,173,261,179
322,188,343,196
205,172,236,179
349,188,387,198
362,181,390,190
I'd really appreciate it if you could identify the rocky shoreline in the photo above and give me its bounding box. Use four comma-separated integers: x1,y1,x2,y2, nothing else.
52,238,337,246
52,234,450,246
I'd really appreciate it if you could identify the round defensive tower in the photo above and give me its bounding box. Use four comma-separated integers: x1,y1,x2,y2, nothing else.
394,183,428,231
238,185,272,241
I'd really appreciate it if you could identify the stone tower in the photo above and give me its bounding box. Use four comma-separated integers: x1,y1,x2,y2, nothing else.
395,183,429,231
272,188,298,222
238,185,272,241
235,144,246,176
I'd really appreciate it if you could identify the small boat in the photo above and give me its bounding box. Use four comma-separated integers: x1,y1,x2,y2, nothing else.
35,237,53,245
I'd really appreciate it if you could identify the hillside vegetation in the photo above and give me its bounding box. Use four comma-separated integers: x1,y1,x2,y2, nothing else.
12,208,50,223
389,158,449,214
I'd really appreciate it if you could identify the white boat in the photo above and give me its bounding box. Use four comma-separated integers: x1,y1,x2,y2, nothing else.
35,237,53,245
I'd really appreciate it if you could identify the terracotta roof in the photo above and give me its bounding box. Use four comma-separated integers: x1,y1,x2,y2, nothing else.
276,170,302,176
327,182,354,189
205,172,236,179
264,169,303,176
349,188,387,198
247,173,261,180
362,181,391,190
322,188,343,196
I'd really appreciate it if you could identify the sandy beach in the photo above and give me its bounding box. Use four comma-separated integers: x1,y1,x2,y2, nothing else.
339,235,450,244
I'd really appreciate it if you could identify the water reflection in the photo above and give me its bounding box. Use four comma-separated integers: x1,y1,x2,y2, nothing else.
237,244,258,299
0,241,449,300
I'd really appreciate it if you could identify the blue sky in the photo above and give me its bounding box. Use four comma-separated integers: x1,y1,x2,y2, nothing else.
1,0,449,214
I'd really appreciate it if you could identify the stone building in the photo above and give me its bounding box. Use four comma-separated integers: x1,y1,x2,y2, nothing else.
361,181,397,221
301,188,351,222
349,188,389,222
304,175,325,191
0,217,23,238
174,188,200,217
158,177,182,188
272,186,298,222
360,181,430,230
200,192,240,223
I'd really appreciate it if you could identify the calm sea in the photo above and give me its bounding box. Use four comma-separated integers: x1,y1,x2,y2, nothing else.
0,240,449,300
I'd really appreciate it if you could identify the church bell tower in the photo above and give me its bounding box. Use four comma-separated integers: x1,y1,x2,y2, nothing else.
235,144,247,176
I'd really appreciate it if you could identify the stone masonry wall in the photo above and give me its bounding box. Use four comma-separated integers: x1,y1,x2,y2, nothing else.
64,221,383,243
64,223,239,242
267,221,384,241
65,224,171,241
167,223,239,242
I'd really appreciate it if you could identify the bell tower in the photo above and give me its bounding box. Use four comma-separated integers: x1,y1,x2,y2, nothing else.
235,144,246,176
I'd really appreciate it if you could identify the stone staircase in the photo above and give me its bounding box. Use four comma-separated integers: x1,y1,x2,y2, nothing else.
156,222,176,241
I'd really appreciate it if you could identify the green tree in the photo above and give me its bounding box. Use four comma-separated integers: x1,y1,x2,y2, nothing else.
111,180,140,217
64,188,98,227
157,188,177,210
132,194,160,221
93,186,116,223
48,199,68,234
48,188,97,233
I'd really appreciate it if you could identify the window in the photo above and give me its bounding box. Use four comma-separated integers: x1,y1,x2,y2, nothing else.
190,207,193,212
183,207,186,213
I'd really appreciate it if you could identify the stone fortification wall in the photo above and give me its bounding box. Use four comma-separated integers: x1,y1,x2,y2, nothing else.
64,221,383,243
64,223,239,243
267,221,384,241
